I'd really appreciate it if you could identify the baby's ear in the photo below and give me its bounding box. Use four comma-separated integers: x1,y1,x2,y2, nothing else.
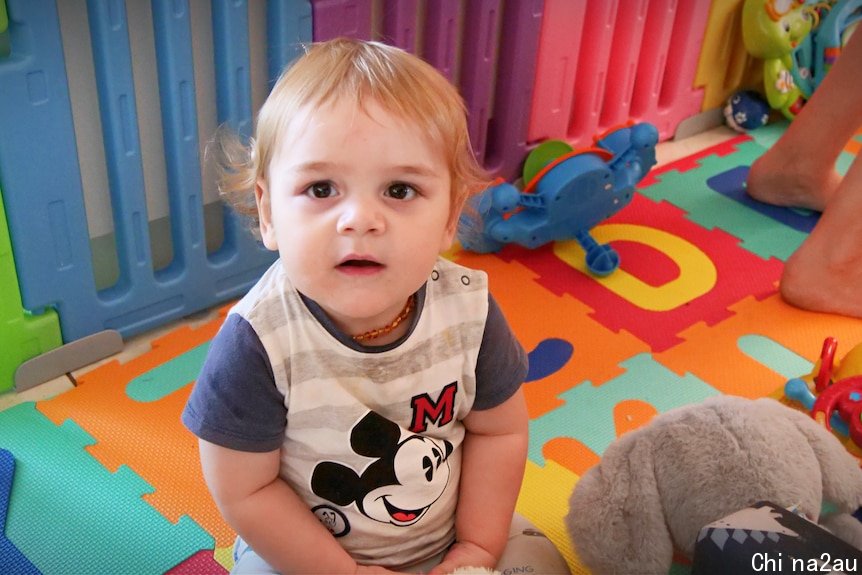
255,179,277,250
441,194,467,252
440,217,458,252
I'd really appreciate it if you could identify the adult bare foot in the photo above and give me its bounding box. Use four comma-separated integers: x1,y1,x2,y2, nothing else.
746,149,842,212
779,195,862,318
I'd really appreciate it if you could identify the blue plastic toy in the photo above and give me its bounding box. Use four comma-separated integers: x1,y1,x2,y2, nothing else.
458,122,659,276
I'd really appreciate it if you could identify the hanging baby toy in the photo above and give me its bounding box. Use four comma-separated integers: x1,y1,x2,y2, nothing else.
742,0,861,119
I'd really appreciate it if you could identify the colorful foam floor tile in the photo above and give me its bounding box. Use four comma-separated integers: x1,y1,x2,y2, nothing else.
1,125,861,575
0,449,41,575
36,309,236,550
0,403,213,574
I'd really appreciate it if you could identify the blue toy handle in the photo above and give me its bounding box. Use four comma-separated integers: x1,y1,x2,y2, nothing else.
575,230,620,276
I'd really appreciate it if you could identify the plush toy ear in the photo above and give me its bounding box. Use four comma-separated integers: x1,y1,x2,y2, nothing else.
566,430,674,575
780,401,862,512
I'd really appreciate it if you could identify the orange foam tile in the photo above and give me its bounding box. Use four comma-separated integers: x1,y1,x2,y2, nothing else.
37,305,235,547
453,249,650,418
655,293,862,398
542,437,601,477
613,399,658,437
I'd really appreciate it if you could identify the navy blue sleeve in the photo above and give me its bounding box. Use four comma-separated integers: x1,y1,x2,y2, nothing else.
472,293,528,410
181,313,287,452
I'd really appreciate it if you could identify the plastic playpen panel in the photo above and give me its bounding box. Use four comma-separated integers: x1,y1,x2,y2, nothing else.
528,0,709,147
0,0,311,346
0,0,712,390
309,0,544,180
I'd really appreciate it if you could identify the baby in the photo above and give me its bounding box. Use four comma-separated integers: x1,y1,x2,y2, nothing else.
182,37,568,574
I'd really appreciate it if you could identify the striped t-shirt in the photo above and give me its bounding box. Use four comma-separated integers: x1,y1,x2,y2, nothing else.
182,257,527,568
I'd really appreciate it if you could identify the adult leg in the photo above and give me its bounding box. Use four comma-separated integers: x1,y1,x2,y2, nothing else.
780,152,862,318
746,30,862,211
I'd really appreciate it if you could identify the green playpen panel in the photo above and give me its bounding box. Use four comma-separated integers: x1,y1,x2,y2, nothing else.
0,0,8,58
0,183,62,393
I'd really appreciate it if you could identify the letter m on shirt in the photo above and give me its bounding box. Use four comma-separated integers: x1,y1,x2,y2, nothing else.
410,382,458,432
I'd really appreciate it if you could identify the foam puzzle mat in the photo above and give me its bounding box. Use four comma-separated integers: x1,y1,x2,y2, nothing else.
2,123,862,574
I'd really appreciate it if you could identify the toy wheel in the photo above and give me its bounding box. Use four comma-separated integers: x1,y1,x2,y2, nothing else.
523,140,573,185
586,244,620,276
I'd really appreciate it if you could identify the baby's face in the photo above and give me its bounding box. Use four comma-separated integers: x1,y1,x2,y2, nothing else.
257,97,455,337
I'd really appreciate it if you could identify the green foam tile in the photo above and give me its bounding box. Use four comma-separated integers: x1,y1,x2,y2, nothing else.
528,353,720,465
736,334,813,380
642,141,808,261
126,342,210,402
0,402,212,574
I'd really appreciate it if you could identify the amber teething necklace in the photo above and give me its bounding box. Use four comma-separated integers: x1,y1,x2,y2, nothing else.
352,295,416,342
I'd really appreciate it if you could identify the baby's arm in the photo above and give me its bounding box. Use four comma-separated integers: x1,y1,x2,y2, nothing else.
430,388,530,574
199,440,399,574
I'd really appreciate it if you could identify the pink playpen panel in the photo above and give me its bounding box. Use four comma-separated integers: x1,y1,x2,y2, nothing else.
529,0,708,149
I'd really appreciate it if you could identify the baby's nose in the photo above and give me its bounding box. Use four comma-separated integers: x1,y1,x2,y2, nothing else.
336,196,385,235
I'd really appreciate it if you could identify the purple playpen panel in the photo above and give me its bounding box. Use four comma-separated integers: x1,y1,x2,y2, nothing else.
421,0,462,85
308,0,542,179
458,0,503,166
312,0,372,41
482,0,543,180
381,0,419,52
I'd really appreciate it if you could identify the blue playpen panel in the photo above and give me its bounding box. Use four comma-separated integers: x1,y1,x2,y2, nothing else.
267,0,314,88
0,0,311,344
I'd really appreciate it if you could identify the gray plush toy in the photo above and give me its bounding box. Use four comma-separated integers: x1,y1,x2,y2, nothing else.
566,395,862,574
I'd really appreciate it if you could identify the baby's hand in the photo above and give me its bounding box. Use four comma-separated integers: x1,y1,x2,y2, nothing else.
427,541,496,575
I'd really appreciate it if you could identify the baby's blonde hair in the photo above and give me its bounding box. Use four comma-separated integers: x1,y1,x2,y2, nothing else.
215,37,490,236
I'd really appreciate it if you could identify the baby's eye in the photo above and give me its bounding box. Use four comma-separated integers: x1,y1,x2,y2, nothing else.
305,181,336,199
385,182,417,201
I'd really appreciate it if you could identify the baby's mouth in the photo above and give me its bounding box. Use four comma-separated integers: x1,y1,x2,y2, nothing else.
336,258,385,275
338,259,382,268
